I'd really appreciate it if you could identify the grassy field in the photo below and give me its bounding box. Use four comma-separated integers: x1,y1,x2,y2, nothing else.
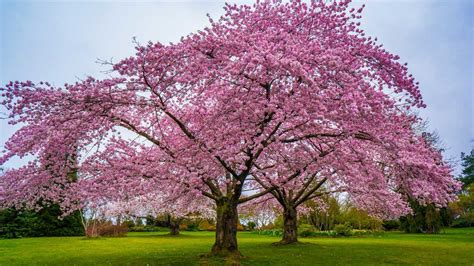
0,228,473,265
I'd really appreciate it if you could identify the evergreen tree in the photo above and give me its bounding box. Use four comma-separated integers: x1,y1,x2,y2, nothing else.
459,149,474,189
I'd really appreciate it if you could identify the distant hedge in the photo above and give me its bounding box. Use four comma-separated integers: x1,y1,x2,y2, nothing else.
0,205,83,238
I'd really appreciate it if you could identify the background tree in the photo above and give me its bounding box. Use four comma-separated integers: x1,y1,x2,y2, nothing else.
459,149,474,189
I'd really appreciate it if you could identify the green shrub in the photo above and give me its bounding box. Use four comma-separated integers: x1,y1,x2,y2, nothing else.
298,224,315,237
186,223,199,231
0,206,83,238
299,229,315,237
122,220,136,228
254,229,283,237
451,217,474,228
247,221,256,231
382,220,401,231
334,223,353,236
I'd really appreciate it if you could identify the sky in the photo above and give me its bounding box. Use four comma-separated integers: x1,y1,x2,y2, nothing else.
0,0,473,174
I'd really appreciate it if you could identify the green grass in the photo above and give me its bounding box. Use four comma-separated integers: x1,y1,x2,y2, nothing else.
0,228,473,265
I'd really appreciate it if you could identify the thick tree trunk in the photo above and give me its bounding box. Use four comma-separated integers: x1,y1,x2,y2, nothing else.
211,198,241,257
281,205,298,244
169,220,180,235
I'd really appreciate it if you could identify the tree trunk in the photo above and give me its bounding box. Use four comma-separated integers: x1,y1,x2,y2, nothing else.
281,205,298,244
169,220,180,235
211,198,241,257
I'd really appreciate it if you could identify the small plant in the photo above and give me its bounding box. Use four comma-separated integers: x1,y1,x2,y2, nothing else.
254,229,283,237
299,229,315,237
335,223,353,236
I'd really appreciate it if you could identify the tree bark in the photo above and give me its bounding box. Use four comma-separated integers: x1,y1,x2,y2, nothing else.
281,205,298,244
211,198,241,257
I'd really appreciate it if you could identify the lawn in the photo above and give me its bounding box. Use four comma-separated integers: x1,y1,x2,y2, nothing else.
0,228,473,265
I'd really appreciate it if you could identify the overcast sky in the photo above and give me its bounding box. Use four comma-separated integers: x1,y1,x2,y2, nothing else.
1,0,473,174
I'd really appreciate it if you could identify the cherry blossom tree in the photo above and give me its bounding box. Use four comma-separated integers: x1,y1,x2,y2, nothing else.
251,127,459,244
0,0,460,256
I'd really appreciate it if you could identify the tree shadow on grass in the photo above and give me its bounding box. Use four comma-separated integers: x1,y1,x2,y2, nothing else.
132,232,205,239
80,237,107,241
270,241,317,247
198,251,244,266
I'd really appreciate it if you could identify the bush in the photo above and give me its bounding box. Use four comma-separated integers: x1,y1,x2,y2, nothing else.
299,229,315,237
185,223,199,231
451,217,474,228
198,220,213,231
382,220,401,231
254,229,283,237
122,220,136,228
298,224,315,237
334,223,353,236
0,206,83,238
247,221,256,231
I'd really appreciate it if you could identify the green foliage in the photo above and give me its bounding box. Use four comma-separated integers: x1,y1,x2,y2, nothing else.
122,220,136,228
451,216,474,228
382,220,401,230
186,223,199,231
340,207,382,230
0,205,83,238
0,208,36,238
273,215,284,229
459,149,474,189
334,223,353,236
254,229,283,237
246,221,256,231
449,183,474,227
298,224,316,237
145,215,157,226
400,201,444,233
